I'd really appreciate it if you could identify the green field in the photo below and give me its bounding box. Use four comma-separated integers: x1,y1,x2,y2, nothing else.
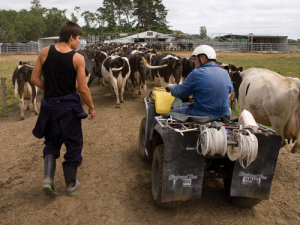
216,52,300,77
1,52,300,117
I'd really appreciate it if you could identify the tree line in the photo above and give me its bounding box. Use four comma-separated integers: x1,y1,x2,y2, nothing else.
1,1,298,43
0,0,173,42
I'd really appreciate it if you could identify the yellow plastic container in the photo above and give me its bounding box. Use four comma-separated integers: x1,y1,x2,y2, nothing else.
151,87,175,114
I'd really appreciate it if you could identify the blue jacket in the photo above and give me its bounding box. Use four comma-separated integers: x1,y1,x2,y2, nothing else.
170,61,233,118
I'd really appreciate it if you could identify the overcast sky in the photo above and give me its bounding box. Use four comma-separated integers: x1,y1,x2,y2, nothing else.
2,0,300,39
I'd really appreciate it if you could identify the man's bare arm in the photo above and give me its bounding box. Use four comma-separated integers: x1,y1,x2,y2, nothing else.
74,53,96,120
31,47,49,90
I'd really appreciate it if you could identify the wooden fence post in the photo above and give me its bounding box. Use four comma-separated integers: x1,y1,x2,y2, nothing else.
1,77,7,108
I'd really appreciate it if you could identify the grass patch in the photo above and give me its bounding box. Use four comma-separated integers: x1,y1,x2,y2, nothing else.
231,107,240,118
0,99,19,118
217,52,300,78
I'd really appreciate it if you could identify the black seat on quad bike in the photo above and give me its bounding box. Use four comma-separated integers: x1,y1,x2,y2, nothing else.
163,112,216,123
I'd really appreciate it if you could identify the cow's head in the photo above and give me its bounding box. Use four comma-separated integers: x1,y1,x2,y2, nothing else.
162,55,183,84
18,64,34,82
224,64,243,73
18,61,31,69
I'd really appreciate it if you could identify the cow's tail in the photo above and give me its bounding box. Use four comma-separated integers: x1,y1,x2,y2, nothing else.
141,57,168,69
24,82,32,99
111,59,125,72
14,80,18,99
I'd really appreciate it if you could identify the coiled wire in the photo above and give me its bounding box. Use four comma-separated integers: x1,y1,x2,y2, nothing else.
197,127,227,156
227,131,258,168
197,127,259,168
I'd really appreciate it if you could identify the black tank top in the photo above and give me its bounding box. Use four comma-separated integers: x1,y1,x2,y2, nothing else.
42,45,77,98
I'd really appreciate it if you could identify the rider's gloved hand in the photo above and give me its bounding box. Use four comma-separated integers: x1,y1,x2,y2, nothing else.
165,84,174,92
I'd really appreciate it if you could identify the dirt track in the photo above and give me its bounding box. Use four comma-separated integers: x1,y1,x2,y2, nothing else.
1,62,300,225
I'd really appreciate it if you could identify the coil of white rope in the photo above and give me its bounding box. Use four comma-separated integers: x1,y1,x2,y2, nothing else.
197,127,227,156
227,131,258,168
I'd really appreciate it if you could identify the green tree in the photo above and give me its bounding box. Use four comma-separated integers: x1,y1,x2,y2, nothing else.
95,9,106,34
200,26,207,39
73,6,81,22
98,0,117,31
30,0,46,17
288,39,300,43
132,0,168,31
43,7,68,37
15,9,45,41
30,0,42,10
70,13,78,23
81,11,96,36
0,10,18,41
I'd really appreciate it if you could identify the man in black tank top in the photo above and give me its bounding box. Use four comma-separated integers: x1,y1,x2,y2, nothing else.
31,21,96,197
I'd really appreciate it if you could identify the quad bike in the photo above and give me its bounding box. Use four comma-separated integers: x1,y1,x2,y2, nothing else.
139,88,282,208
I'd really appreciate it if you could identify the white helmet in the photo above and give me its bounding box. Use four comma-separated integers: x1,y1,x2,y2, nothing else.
192,45,216,60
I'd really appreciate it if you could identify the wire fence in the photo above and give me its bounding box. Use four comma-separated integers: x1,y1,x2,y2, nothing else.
1,42,299,54
146,42,300,53
0,44,39,54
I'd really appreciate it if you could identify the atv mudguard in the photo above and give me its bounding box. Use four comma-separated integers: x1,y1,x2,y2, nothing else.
154,123,205,202
153,122,282,202
230,133,282,199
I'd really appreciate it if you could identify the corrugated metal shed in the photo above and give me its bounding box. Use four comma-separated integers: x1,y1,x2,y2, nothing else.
217,34,288,44
104,30,174,43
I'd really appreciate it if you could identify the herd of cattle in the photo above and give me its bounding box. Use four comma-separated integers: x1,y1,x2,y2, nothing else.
12,42,300,153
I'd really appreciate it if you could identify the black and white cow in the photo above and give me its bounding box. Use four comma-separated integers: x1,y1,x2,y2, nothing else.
181,57,194,81
12,61,39,120
216,61,243,109
101,56,131,108
148,53,183,87
77,50,96,87
93,50,108,85
127,50,168,98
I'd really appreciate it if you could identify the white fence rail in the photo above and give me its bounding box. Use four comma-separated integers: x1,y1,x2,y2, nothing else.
0,44,39,54
1,42,299,54
147,42,300,53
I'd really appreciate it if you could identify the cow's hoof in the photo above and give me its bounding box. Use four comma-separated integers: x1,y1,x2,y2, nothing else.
120,100,124,103
20,116,25,120
35,111,39,115
291,145,299,153
115,104,121,108
138,91,142,95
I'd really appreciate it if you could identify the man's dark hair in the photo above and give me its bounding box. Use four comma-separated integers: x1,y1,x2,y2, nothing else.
59,21,84,43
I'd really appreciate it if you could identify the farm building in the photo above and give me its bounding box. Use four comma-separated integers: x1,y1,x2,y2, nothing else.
216,34,288,51
38,36,87,51
104,30,174,44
